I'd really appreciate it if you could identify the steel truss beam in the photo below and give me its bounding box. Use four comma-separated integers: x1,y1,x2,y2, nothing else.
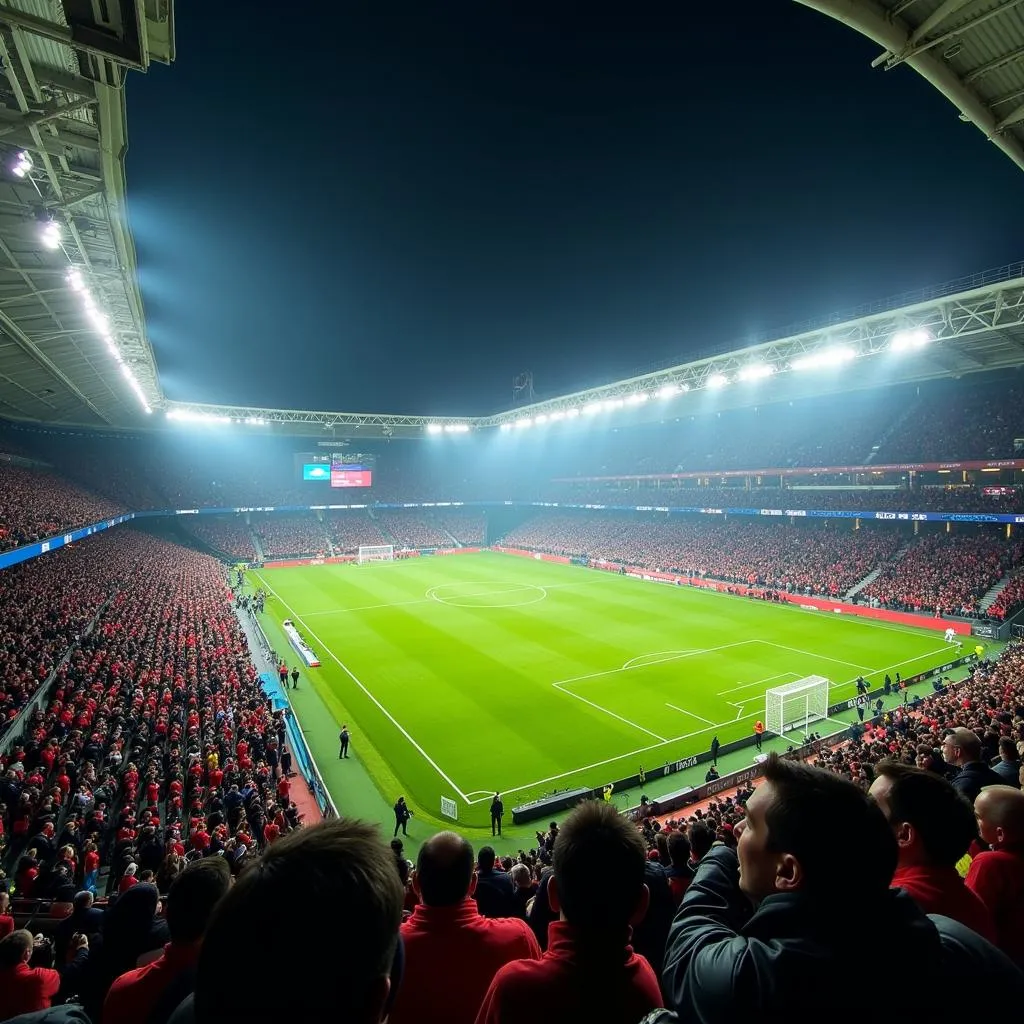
162,275,1024,436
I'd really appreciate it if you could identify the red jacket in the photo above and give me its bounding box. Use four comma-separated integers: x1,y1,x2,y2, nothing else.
892,864,997,944
390,898,540,1024
474,920,662,1024
966,849,1024,967
102,941,200,1024
0,962,61,1019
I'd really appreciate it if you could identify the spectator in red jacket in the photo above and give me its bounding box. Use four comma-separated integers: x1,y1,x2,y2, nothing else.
0,929,77,1018
476,800,662,1024
103,856,232,1024
0,893,14,940
390,832,541,1024
868,760,996,942
967,785,1024,968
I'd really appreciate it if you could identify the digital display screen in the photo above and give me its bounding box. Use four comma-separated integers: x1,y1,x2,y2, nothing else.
331,469,373,488
303,464,331,481
982,486,1015,497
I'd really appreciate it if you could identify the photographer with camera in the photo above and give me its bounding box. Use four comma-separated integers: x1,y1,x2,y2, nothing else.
394,797,413,838
0,929,88,1019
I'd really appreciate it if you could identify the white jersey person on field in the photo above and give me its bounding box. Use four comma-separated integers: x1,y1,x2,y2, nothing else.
944,627,956,643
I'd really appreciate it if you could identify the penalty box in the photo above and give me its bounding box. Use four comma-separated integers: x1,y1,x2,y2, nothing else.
550,640,825,742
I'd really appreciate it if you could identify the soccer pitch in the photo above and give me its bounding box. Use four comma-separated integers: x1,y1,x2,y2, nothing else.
255,552,957,826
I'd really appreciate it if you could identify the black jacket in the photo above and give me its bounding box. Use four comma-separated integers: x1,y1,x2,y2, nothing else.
657,846,1024,1023
474,867,518,919
951,761,1006,803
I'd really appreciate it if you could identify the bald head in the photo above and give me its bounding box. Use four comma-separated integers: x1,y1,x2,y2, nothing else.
975,786,1024,850
943,728,982,766
416,831,474,906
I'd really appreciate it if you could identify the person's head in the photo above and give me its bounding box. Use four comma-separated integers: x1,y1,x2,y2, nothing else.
869,760,977,869
414,832,475,907
0,929,33,967
686,822,714,861
165,855,232,944
999,737,1018,763
509,863,532,890
738,754,896,903
668,830,692,870
0,892,9,915
941,728,982,768
477,846,496,872
72,890,94,913
549,800,649,934
974,786,1024,851
195,819,403,1024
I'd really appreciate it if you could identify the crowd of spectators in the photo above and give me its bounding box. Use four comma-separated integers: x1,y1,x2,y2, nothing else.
251,514,328,557
862,534,1024,617
990,572,1024,621
501,513,903,597
438,511,486,545
0,532,302,1021
324,512,389,553
378,512,455,549
183,518,257,561
0,465,122,554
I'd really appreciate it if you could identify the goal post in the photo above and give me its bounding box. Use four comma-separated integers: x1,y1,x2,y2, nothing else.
765,675,830,737
357,544,395,564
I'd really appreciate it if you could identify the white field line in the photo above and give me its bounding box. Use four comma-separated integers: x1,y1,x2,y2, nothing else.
298,578,610,617
717,671,800,696
665,702,716,726
254,571,472,803
623,650,698,669
758,641,873,673
552,681,667,742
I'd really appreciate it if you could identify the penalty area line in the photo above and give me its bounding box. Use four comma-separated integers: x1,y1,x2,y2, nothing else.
253,571,472,804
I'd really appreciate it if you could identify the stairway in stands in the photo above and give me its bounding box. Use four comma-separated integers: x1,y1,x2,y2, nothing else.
843,542,914,600
979,567,1023,615
250,527,265,562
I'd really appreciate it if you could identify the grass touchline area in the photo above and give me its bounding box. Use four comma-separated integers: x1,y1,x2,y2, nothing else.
252,552,962,829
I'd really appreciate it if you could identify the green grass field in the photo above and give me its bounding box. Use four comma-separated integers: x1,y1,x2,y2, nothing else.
254,552,959,828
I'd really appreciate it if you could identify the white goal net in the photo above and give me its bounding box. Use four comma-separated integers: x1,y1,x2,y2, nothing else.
358,544,395,564
765,675,830,736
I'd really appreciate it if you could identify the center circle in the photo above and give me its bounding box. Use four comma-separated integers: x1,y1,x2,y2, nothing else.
426,581,548,608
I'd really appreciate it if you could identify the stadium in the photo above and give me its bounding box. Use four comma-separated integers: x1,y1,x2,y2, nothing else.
1,2,1024,1022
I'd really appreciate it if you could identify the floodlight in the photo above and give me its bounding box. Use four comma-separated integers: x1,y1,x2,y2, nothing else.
890,328,931,352
12,151,32,178
39,218,61,250
603,398,625,410
582,401,602,415
245,417,266,426
656,383,680,399
626,391,648,405
706,373,729,389
167,409,231,425
443,422,470,433
499,422,513,432
66,268,85,291
426,423,443,434
565,407,580,418
790,346,857,371
548,410,566,421
738,363,774,381
514,417,532,429
534,414,548,424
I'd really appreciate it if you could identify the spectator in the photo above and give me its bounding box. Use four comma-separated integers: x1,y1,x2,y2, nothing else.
966,786,1024,968
476,800,662,1024
508,863,537,919
103,857,232,1024
868,760,996,941
184,819,404,1024
659,754,1024,1022
473,846,518,920
390,832,540,1024
0,892,13,940
55,891,105,966
0,929,88,1019
993,736,1022,788
666,831,693,906
943,728,1005,802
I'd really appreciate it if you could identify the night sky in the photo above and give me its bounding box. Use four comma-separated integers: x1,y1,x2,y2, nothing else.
126,4,1024,416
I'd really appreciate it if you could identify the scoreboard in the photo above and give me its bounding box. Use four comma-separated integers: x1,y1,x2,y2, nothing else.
331,451,375,489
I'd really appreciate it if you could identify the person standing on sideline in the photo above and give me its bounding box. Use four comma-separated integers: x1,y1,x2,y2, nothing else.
280,746,293,777
710,736,720,765
339,725,350,759
753,720,764,751
290,667,299,689
490,794,504,837
394,796,412,838
278,662,288,689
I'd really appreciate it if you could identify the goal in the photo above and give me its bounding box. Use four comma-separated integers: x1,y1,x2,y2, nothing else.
358,544,395,564
765,675,830,737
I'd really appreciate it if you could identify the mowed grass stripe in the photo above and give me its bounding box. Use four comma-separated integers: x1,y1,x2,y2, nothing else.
257,553,957,825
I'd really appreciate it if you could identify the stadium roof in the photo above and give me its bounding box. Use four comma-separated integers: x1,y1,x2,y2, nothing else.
161,264,1024,439
0,0,173,427
797,0,1024,172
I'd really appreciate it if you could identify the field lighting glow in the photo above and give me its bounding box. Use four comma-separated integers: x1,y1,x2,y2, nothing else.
426,423,443,434
890,327,931,352
790,346,858,371
582,401,602,415
626,391,648,405
738,363,774,381
515,417,532,429
706,373,729,389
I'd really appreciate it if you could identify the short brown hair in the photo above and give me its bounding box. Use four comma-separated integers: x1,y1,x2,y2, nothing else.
762,753,896,893
552,800,646,931
195,819,403,1023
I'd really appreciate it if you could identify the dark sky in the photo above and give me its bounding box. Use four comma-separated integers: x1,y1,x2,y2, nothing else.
126,3,1024,416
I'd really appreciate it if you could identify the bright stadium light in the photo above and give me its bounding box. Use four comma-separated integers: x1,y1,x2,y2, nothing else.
548,410,566,421
738,363,774,382
444,422,470,433
426,423,444,434
706,373,729,389
499,422,513,432
12,151,32,178
515,417,533,429
39,218,62,250
534,413,548,424
245,417,266,426
565,407,580,418
582,401,602,416
603,397,625,411
890,327,931,352
167,409,232,425
66,268,85,292
790,346,857,371
626,391,648,405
